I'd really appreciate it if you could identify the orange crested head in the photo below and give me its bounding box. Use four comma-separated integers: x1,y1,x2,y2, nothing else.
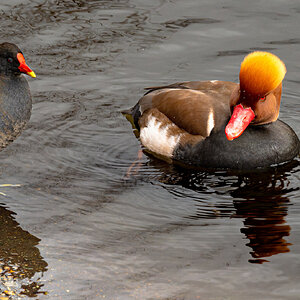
239,51,286,97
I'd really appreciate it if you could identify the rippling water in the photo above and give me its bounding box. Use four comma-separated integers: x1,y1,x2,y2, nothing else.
0,0,299,299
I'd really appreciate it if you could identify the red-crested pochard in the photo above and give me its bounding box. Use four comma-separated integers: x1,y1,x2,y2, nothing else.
0,42,36,149
123,51,299,169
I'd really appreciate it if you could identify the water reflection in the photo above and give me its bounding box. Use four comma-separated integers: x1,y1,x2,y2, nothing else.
234,196,291,264
143,157,299,264
0,204,48,298
230,161,299,263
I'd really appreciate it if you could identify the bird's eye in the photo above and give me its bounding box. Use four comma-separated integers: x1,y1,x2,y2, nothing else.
7,57,13,63
260,96,266,101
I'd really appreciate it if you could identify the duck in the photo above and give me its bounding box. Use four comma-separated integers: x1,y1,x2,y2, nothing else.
0,42,36,149
123,51,300,170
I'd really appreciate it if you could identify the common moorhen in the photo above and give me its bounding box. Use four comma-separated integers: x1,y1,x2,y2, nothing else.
0,42,36,149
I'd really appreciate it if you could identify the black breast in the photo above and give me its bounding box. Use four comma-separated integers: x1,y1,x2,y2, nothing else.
0,75,32,149
173,120,300,170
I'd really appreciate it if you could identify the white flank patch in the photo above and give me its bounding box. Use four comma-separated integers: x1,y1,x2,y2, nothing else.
140,115,181,158
210,80,218,83
206,108,215,136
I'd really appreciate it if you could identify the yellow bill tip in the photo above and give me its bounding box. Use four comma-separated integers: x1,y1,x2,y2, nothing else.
27,71,36,78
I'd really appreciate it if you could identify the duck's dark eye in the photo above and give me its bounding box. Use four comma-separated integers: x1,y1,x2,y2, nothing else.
7,57,13,63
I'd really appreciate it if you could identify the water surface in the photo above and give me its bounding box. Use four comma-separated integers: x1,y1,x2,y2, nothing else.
0,0,300,299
